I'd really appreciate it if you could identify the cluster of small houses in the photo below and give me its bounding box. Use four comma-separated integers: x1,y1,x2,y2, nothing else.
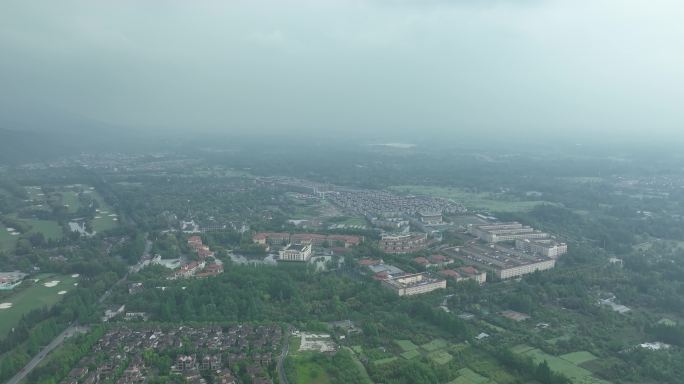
326,189,465,218
171,236,224,280
61,324,282,384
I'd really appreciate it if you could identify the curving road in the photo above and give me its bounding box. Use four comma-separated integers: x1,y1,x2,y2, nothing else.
277,332,291,384
5,325,89,384
7,235,150,384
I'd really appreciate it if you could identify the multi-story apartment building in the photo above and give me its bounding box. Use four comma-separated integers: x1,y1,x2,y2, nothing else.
419,212,443,225
379,233,428,254
382,272,447,296
469,222,549,243
515,239,568,259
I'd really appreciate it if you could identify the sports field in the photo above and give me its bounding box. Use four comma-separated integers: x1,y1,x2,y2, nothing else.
0,273,79,337
389,185,552,213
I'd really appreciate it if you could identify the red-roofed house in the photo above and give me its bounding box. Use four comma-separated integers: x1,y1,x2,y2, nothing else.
430,255,453,266
440,269,462,279
359,259,382,267
414,257,430,266
457,266,487,284
188,236,203,248
252,232,290,245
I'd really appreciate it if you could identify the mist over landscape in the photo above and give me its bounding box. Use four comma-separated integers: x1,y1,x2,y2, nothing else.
2,2,684,384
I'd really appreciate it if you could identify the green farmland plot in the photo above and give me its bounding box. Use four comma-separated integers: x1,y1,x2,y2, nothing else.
400,349,421,360
373,357,398,366
428,350,453,365
515,346,610,384
394,339,419,352
449,368,491,384
421,338,448,352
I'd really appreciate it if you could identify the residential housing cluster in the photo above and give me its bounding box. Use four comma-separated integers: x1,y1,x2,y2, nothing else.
327,189,465,218
60,324,282,384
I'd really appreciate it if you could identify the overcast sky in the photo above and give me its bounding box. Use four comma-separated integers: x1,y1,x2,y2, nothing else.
1,0,683,140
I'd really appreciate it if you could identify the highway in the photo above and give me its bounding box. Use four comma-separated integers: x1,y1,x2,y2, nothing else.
5,325,89,384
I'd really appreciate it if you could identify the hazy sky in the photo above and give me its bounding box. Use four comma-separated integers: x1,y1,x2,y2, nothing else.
1,0,683,139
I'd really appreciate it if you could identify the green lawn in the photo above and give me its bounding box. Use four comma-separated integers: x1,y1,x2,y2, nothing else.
0,274,79,337
91,191,119,232
288,353,331,384
60,190,83,213
0,223,19,251
389,185,553,213
6,215,64,240
394,339,419,352
92,213,118,232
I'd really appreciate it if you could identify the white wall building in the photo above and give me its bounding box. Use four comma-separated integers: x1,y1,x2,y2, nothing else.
278,242,313,262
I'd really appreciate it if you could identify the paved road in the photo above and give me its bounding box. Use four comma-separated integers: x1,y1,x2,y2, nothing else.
5,325,89,384
9,234,150,383
277,332,291,384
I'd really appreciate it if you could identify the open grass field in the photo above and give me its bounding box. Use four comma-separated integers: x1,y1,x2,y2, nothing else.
91,191,119,232
0,223,19,251
58,190,83,213
92,212,118,232
24,218,63,239
6,215,64,240
287,353,333,384
0,273,79,337
515,346,610,384
389,185,552,213
394,339,419,352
